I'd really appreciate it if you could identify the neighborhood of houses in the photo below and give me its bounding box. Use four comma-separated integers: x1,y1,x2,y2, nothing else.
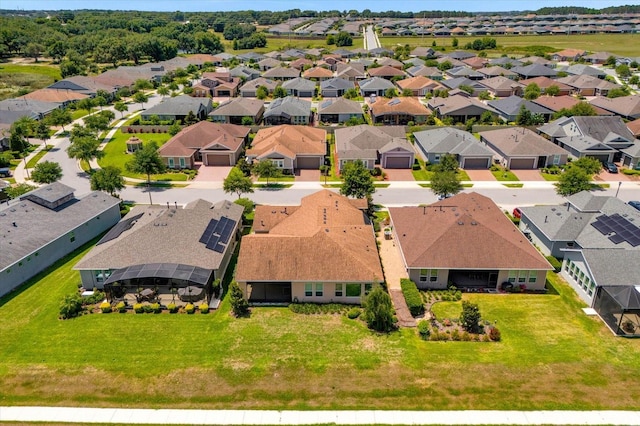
1,31,640,337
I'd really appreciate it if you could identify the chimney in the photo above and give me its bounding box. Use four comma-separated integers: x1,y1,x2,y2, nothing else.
544,215,548,223
12,222,17,227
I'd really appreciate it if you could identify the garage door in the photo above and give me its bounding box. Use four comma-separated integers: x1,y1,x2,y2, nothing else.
296,157,321,169
586,154,610,163
385,156,411,169
509,158,536,169
206,154,230,166
462,157,490,169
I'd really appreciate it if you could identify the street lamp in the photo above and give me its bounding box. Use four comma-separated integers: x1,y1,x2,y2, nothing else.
615,181,622,198
23,157,30,180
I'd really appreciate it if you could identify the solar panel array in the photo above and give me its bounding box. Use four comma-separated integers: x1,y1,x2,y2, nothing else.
591,214,640,247
97,213,144,245
199,216,237,253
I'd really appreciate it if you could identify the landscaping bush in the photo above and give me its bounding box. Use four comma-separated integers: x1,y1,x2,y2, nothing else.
347,307,361,319
100,301,112,313
59,293,84,319
133,303,144,314
400,278,424,317
622,169,640,176
116,301,127,313
546,255,562,272
151,303,161,313
143,304,153,313
199,303,209,314
488,326,501,342
417,320,431,340
185,303,196,314
289,303,349,315
167,303,178,313
460,300,481,333
229,281,249,317
83,290,106,305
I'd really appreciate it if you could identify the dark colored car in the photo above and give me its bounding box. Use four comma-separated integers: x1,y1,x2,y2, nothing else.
629,201,640,211
0,167,12,177
604,162,618,173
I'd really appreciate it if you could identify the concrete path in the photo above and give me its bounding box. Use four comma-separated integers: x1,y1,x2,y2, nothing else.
1,406,639,425
377,228,415,327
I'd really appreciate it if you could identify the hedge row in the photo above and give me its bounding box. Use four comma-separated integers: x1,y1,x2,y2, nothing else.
400,278,424,317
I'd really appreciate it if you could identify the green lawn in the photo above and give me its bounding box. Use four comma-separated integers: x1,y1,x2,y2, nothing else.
97,130,185,181
2,241,640,410
214,33,364,53
491,167,520,182
25,146,52,168
541,172,561,181
502,183,524,188
0,63,61,101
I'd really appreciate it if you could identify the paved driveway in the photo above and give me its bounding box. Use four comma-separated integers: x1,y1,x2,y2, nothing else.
383,168,414,181
295,169,320,182
595,169,633,182
464,169,495,181
512,169,544,181
193,165,231,182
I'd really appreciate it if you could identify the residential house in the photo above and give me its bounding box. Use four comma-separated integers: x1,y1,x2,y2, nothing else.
263,96,312,125
389,192,551,290
336,62,367,81
367,65,407,80
538,115,636,163
0,183,121,298
377,57,404,69
477,66,518,80
47,75,118,98
551,48,586,62
512,63,558,79
531,95,612,116
335,125,414,170
395,76,444,97
559,64,606,79
627,118,640,138
158,121,250,168
369,97,430,125
358,77,396,97
480,127,569,169
317,98,364,124
462,56,489,70
413,127,495,169
583,51,617,64
518,191,640,325
263,67,300,81
478,76,525,98
406,65,442,80
74,199,243,306
320,77,355,98
590,95,640,120
302,66,334,81
428,95,496,123
281,77,317,97
240,77,279,98
289,58,313,70
247,125,326,172
209,98,265,125
488,95,555,122
410,46,436,57
230,66,261,81
0,98,60,121
488,57,523,68
236,190,383,303
445,50,476,61
140,95,212,123
519,77,573,96
193,71,241,97
18,89,89,108
258,57,281,71
557,75,620,96
440,77,486,96
445,66,484,80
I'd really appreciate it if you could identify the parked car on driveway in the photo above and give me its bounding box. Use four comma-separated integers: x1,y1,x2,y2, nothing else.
629,201,640,211
603,162,618,173
0,168,12,177
512,207,522,219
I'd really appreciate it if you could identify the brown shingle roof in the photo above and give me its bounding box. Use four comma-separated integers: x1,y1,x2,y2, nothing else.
370,97,429,117
368,65,406,78
532,95,612,115
627,118,640,136
395,76,443,91
480,127,569,157
158,121,249,157
389,193,552,270
248,125,326,160
302,66,334,79
236,190,383,283
20,89,89,103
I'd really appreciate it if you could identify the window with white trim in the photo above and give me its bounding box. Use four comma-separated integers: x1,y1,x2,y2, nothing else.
179,157,186,168
304,283,313,297
345,283,361,297
315,283,323,297
335,283,343,297
271,159,285,169
419,269,438,282
528,270,537,283
508,270,517,283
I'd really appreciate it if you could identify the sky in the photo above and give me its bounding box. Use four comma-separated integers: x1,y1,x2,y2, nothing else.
5,0,637,13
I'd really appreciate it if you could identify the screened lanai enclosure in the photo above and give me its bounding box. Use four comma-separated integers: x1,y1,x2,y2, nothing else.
593,286,640,337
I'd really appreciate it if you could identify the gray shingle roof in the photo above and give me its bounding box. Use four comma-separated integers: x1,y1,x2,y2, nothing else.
142,95,210,117
488,95,554,117
264,96,311,118
318,98,362,115
414,127,494,157
281,77,317,92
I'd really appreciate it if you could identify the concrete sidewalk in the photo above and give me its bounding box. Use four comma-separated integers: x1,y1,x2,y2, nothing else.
1,407,639,425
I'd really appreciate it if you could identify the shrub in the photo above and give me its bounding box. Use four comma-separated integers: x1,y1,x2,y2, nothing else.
362,287,395,332
400,279,424,316
116,301,127,313
488,326,501,341
143,304,153,313
84,290,107,305
100,301,112,313
229,281,249,317
199,303,209,314
347,307,361,319
167,303,178,313
185,303,196,314
461,331,472,341
451,328,461,341
460,300,481,333
59,293,84,319
482,333,491,342
151,303,161,313
133,303,144,314
546,255,562,272
417,320,431,339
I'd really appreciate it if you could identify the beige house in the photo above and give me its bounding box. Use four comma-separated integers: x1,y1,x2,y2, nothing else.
158,121,250,168
236,190,383,303
247,125,326,173
389,193,552,291
395,76,444,97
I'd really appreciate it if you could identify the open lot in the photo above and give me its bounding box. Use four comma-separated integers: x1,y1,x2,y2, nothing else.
0,62,61,101
1,240,639,410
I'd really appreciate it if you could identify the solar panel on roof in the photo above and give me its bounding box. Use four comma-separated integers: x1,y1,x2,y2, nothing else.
213,242,226,253
609,234,625,244
97,213,144,245
219,220,236,244
199,219,219,243
591,221,611,235
205,235,220,250
629,237,640,247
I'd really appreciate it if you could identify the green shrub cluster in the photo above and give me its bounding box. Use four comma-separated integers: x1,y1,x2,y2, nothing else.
422,288,462,303
151,303,161,313
116,301,127,313
546,255,562,272
622,169,640,175
59,293,84,319
199,303,209,314
185,303,195,314
488,326,501,341
167,303,178,313
288,303,350,315
347,307,361,319
400,279,424,316
133,303,144,313
83,290,106,305
100,301,112,313
417,320,431,339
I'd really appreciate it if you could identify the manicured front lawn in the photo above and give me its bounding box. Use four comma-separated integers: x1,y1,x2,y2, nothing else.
2,240,640,410
541,172,561,181
491,167,520,181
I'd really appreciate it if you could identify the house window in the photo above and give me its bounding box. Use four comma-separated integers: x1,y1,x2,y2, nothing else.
345,283,361,297
335,283,343,297
508,270,517,283
419,269,438,282
434,154,441,162
179,157,186,168
315,283,323,297
305,283,313,297
553,155,561,165
528,271,537,283
70,232,75,243
364,283,373,295
168,158,175,168
518,270,526,283
271,159,285,169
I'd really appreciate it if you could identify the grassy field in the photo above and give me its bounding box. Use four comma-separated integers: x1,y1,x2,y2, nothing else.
213,33,364,54
491,167,520,181
379,33,640,57
0,62,61,101
1,241,640,410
